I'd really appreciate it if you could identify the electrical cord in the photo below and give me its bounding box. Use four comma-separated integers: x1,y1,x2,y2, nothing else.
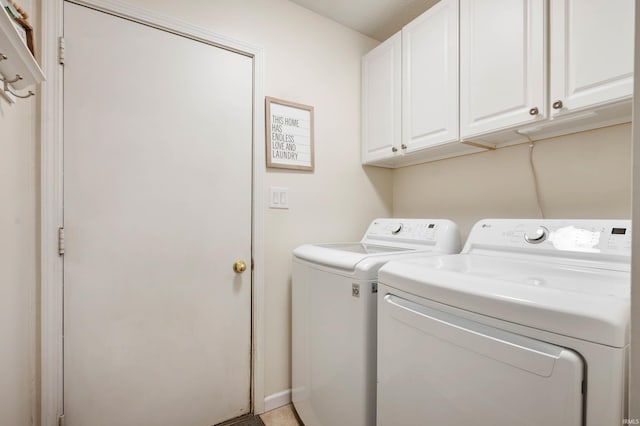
517,131,545,219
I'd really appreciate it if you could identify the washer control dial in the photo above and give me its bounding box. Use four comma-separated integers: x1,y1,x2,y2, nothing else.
391,223,403,235
524,226,548,244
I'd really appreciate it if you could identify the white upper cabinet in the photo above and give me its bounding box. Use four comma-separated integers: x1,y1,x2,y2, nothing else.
549,0,634,117
460,0,633,144
361,31,402,165
361,0,634,167
459,0,546,140
362,1,484,168
403,0,459,152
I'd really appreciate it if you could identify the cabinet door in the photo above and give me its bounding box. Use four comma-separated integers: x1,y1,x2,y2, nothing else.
460,0,545,139
549,0,634,117
361,32,401,165
402,0,458,152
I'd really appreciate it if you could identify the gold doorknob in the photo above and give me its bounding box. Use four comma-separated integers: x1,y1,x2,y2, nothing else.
233,260,247,273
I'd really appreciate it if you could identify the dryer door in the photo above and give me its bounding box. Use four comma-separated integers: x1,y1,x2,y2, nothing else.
377,292,583,426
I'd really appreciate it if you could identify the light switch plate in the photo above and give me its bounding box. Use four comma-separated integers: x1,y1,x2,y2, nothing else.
269,187,289,209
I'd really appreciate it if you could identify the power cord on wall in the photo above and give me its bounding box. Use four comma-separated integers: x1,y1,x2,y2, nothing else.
517,131,545,219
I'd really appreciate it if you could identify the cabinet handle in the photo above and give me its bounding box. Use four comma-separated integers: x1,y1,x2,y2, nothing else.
552,100,563,110
401,144,407,150
528,107,539,116
391,147,398,153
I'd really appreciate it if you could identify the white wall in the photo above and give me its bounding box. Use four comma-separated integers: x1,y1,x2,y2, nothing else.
393,124,632,239
0,2,40,424
111,0,393,401
0,99,39,426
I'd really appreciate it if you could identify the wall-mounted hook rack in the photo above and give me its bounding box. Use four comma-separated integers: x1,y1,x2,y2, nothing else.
1,72,35,99
0,6,45,103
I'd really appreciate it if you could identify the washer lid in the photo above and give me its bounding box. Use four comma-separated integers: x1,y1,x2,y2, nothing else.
378,254,630,347
293,242,412,271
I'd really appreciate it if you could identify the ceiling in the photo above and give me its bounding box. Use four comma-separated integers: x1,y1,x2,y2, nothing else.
288,0,440,41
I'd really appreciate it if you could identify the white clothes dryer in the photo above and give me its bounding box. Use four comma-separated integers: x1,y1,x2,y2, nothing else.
291,218,461,426
377,219,631,426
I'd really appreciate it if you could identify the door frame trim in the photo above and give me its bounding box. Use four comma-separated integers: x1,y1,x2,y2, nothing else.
40,1,266,424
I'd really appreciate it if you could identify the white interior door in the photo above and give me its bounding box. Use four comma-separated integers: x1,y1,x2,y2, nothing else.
63,3,253,425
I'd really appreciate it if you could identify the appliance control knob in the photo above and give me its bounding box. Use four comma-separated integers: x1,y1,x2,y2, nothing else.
524,226,548,244
391,224,403,235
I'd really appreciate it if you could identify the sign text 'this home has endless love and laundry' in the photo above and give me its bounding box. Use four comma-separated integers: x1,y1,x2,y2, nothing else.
271,114,300,161
268,99,313,170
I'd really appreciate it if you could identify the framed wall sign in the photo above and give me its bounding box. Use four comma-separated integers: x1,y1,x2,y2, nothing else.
266,97,314,171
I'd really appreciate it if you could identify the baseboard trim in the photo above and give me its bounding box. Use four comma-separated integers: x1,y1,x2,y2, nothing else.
263,389,291,413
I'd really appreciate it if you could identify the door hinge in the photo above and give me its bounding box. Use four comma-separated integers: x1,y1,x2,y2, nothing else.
58,227,65,256
58,37,65,65
58,414,65,426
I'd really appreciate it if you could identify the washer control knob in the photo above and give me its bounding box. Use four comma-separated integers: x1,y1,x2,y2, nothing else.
524,226,548,244
391,223,403,235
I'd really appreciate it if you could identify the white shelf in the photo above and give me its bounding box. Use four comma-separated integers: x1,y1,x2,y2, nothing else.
0,3,44,91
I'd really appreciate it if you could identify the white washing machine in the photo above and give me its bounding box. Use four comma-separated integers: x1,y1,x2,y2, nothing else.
291,218,461,426
377,219,631,426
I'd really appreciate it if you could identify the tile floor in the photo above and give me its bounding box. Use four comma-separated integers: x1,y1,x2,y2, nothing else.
259,404,302,426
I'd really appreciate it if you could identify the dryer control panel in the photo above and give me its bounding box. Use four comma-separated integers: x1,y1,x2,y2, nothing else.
465,219,632,260
362,218,461,253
